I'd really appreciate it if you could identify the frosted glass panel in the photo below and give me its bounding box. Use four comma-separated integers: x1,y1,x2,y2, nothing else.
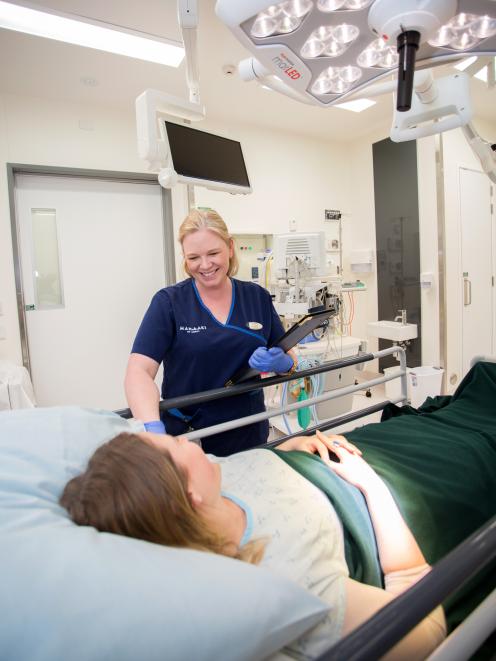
31,208,64,308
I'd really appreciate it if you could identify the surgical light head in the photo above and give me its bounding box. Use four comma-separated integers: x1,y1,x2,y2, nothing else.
215,0,496,111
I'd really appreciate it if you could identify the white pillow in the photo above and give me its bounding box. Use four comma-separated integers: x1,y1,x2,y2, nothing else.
0,406,327,661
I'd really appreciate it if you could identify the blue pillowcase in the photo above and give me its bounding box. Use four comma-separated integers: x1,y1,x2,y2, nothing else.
0,406,327,661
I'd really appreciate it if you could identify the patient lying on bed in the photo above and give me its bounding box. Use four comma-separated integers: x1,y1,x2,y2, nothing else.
60,430,446,660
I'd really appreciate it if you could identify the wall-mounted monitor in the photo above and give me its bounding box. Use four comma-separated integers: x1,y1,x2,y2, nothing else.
159,120,252,195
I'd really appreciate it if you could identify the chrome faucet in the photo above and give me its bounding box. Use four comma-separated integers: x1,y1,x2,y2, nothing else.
394,309,407,325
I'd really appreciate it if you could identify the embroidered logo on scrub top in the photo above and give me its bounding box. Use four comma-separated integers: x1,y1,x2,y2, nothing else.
179,325,207,334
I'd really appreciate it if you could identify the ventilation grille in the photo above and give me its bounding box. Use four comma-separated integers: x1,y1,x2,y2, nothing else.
285,238,311,256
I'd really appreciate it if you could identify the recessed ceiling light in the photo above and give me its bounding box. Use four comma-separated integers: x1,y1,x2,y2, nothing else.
454,54,495,81
0,0,184,67
454,55,478,71
334,98,376,112
475,63,489,82
80,76,99,86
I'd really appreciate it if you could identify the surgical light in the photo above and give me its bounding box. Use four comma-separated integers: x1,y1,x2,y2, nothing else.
249,1,312,37
431,12,496,50
215,0,496,111
0,0,184,67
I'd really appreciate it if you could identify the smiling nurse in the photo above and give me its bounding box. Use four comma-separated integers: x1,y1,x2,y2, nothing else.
124,208,296,456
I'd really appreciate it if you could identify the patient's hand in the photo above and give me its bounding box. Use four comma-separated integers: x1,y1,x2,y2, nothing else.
277,432,361,463
316,430,380,491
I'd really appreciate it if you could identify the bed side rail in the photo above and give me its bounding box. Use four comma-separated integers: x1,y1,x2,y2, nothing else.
116,346,409,442
316,515,496,661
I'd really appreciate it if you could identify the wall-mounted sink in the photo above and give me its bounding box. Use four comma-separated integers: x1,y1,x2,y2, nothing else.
367,320,418,342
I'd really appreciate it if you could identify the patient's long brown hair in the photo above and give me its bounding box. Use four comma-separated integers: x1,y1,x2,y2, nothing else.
60,433,264,563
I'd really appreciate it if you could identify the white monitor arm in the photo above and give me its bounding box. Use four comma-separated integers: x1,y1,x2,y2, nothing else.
135,89,205,172
178,0,200,105
135,1,205,176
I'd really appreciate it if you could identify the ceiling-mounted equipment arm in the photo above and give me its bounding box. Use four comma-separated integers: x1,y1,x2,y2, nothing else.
237,57,314,105
177,0,200,104
462,123,496,184
390,71,472,142
135,89,205,171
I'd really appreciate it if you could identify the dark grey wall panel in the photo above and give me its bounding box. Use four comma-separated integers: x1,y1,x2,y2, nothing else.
372,138,421,369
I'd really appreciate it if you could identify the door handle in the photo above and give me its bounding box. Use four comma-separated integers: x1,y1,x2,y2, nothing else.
463,277,472,306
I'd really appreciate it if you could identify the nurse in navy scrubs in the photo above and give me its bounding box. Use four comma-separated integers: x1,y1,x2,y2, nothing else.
124,208,296,456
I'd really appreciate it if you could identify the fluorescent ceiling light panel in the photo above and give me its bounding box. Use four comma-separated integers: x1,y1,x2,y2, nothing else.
335,98,376,112
0,0,184,67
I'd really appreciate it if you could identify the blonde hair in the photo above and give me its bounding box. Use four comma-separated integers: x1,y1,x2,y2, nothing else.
60,433,265,565
178,208,239,277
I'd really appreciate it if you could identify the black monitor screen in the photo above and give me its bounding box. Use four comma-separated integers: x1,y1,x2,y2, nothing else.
164,121,250,188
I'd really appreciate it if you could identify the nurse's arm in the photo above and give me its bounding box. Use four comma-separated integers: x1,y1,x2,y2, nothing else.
124,353,161,422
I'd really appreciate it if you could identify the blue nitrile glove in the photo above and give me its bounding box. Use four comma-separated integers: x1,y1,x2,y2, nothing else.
248,346,294,373
144,420,166,434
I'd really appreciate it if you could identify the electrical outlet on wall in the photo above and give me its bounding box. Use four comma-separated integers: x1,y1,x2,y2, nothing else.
289,219,297,232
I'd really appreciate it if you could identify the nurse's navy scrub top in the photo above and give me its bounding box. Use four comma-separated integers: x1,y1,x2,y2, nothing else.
131,278,285,455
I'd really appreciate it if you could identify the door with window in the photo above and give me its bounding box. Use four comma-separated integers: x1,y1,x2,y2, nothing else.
459,167,494,376
15,174,169,410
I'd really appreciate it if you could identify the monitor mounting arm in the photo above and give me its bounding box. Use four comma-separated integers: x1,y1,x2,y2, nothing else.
135,1,205,176
178,0,201,105
135,89,205,173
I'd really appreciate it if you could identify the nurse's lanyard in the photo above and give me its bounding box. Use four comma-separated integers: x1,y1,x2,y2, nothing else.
167,408,201,445
168,407,194,429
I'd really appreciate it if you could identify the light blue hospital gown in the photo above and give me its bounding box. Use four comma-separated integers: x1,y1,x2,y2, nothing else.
213,449,349,659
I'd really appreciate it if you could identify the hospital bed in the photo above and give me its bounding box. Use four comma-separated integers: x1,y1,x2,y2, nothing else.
0,350,494,661
117,346,496,659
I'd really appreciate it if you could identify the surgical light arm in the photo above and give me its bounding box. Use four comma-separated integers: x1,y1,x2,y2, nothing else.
347,68,496,182
386,70,496,182
462,123,496,184
237,57,314,105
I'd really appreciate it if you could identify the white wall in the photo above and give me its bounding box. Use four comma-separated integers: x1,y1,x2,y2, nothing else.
0,93,360,366
192,120,350,235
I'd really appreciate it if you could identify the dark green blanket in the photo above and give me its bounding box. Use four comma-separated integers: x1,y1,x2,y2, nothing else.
273,361,496,637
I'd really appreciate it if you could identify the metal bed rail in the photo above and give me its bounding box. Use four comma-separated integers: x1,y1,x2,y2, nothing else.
316,516,496,661
116,346,409,443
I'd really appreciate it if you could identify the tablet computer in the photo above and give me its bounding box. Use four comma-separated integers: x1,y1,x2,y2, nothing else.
226,309,334,386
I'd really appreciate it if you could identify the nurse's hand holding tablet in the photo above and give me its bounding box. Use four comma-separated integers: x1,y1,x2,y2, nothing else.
125,208,296,456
